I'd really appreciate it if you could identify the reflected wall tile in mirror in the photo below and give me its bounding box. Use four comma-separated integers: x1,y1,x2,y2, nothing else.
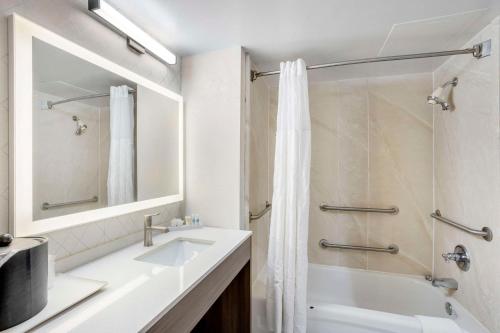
33,91,101,220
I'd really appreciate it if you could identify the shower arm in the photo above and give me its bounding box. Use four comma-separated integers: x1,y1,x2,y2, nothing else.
440,77,459,89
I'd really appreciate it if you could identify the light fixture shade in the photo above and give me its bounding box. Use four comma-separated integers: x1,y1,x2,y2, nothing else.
88,0,176,65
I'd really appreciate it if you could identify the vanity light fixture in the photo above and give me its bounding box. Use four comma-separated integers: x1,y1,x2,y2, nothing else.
88,0,176,65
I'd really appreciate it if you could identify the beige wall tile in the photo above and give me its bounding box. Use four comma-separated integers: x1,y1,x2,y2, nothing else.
249,69,271,282
367,77,433,275
434,19,500,332
267,73,433,275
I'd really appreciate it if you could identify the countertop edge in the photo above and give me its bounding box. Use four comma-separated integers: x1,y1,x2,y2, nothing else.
140,231,252,331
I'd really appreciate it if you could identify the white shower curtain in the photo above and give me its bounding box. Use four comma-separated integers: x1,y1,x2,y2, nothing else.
266,59,311,333
107,85,135,206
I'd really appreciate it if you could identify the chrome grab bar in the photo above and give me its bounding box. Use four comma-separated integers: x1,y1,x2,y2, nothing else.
42,196,98,210
249,201,272,221
319,239,399,254
319,203,399,215
430,210,493,241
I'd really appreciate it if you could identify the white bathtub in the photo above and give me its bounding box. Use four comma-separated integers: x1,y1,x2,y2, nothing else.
252,264,489,333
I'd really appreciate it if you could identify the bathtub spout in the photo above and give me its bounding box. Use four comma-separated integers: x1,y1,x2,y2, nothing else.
432,278,458,291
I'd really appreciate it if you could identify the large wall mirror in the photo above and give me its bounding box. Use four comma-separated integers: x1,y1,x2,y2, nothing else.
9,15,183,236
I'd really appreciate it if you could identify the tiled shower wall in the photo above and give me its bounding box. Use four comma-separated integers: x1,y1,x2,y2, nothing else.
0,0,182,264
250,18,499,332
434,19,500,332
267,73,434,276
33,92,104,220
248,65,271,283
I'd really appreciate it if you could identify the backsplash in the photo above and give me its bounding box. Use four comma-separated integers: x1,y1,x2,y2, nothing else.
0,0,182,264
44,203,182,261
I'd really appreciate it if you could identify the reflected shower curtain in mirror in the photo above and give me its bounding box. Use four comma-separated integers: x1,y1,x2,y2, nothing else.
107,85,135,206
267,59,311,333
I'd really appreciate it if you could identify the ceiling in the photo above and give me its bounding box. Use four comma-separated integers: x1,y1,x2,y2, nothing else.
106,0,500,81
33,37,135,105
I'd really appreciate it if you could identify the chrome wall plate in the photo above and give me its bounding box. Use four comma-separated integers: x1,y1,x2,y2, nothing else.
442,244,470,271
473,39,492,58
454,244,470,271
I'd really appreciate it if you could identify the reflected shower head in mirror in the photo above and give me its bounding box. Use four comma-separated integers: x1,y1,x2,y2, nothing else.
73,116,88,135
427,77,458,111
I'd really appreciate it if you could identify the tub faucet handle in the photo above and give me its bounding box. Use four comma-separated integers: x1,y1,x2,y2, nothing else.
441,245,470,271
442,252,464,262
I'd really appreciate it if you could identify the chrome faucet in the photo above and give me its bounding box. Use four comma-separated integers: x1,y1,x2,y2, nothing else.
144,213,169,247
432,278,458,291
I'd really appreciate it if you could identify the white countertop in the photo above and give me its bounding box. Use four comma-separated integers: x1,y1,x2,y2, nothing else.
34,227,252,333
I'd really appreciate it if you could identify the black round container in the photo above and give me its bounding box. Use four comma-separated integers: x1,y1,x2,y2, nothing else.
0,236,48,330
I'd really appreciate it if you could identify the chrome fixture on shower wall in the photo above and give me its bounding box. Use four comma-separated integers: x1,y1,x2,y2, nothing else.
430,209,493,241
427,77,458,111
442,244,471,271
73,116,87,135
249,201,272,222
431,277,458,291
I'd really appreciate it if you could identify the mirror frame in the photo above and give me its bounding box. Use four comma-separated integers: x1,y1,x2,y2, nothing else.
9,14,184,236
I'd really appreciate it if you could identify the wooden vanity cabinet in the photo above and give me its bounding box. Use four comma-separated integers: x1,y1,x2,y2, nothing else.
146,238,251,333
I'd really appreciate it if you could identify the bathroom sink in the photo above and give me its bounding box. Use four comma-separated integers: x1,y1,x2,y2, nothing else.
135,238,213,267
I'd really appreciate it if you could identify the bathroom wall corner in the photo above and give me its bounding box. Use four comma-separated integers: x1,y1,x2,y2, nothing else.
182,46,246,230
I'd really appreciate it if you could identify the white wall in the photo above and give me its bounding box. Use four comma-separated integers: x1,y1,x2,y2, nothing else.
136,85,180,200
182,47,245,229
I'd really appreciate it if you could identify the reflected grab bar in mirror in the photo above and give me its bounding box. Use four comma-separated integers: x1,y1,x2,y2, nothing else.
319,203,399,214
42,196,98,210
249,201,272,221
430,210,493,241
319,239,399,254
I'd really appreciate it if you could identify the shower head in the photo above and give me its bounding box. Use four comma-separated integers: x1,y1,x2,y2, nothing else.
427,77,458,111
73,116,88,136
427,96,449,110
76,123,88,136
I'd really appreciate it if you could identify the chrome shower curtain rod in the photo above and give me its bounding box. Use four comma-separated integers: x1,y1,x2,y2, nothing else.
47,89,136,109
250,40,491,81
